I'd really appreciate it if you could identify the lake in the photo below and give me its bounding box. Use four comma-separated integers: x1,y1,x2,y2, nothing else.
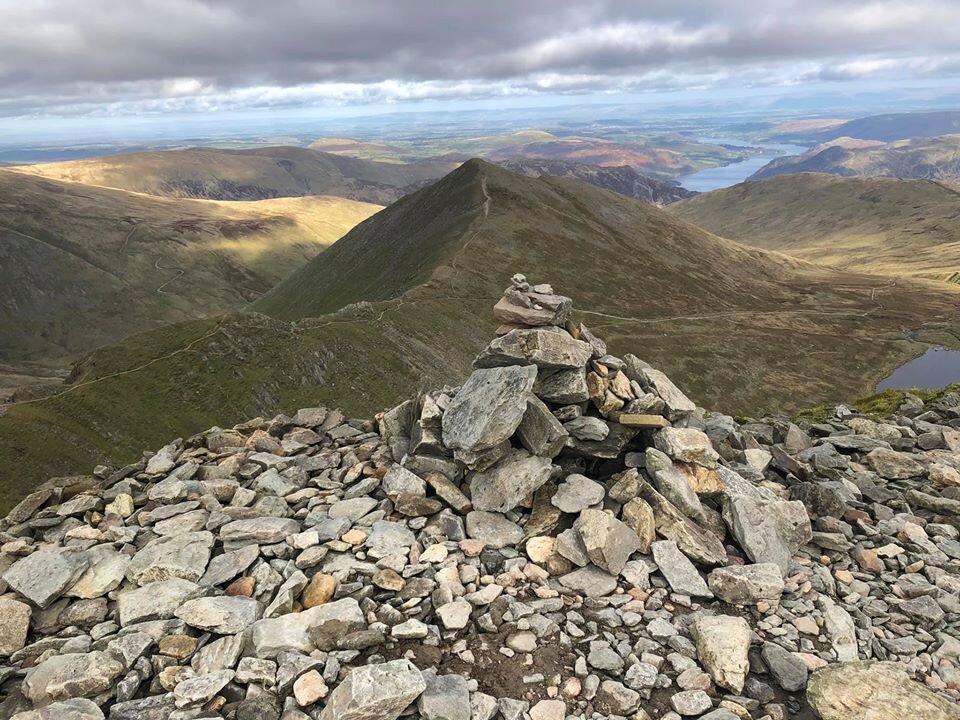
679,138,808,192
877,347,960,391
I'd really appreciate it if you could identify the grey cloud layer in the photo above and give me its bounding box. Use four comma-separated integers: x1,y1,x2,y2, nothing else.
1,0,958,115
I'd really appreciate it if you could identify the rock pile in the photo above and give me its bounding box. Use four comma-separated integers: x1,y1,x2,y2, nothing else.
0,274,958,720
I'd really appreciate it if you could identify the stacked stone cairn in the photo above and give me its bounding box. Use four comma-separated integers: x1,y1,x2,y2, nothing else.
0,274,959,720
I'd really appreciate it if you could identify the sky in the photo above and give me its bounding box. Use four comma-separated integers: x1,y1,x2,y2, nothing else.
1,0,959,121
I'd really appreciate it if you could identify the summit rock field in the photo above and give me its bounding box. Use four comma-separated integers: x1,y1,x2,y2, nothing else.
0,277,958,720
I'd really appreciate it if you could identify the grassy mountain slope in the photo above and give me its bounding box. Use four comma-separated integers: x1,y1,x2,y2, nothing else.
22,147,458,204
2,160,958,511
671,173,960,280
751,135,960,181
0,168,380,363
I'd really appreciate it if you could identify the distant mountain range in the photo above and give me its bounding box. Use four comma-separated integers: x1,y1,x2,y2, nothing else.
4,161,957,504
21,147,458,204
774,110,960,143
750,135,960,181
672,172,960,281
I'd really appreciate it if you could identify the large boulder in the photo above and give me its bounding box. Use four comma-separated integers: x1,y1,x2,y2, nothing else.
0,598,31,657
319,659,426,720
10,698,105,720
442,365,537,455
651,540,712,597
22,652,125,706
126,531,214,585
576,509,641,575
475,328,593,370
3,549,89,609
807,661,959,720
249,598,365,658
469,450,553,513
725,491,810,574
707,564,784,605
691,615,751,693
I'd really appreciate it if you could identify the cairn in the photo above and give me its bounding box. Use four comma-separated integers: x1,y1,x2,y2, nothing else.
0,275,958,720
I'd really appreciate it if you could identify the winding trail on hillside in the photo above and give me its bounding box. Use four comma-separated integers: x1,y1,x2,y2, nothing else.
118,224,138,255
154,257,185,294
1,320,227,410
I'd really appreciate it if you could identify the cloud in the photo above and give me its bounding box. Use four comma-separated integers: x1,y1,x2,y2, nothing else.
0,0,958,117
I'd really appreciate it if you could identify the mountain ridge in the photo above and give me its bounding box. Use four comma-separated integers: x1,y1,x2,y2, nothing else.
3,160,958,506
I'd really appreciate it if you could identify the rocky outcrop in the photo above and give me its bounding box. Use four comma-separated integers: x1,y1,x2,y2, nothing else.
0,274,958,720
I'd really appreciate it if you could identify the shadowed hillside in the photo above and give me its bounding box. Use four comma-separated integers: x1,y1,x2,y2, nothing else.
21,146,458,204
2,160,958,510
672,173,960,280
0,168,380,363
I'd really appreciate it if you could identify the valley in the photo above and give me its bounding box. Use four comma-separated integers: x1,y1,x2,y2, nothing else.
0,167,381,370
671,173,960,280
2,160,958,509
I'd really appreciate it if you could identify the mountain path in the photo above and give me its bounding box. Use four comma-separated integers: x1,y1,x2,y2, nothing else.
449,176,490,272
154,257,185,294
1,320,227,410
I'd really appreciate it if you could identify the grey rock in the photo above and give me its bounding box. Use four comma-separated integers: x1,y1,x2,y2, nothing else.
475,327,593,370
865,447,926,479
250,598,365,658
534,368,589,404
707,563,784,605
807,661,959,720
442,365,537,455
631,363,696,420
654,427,719,468
220,517,300,545
725,492,811,574
117,577,201,626
575,508,641,574
22,651,124,706
365,521,416,559
818,595,858,661
563,416,609,442
328,497,378,521
126,531,214,585
645,447,705,520
558,565,618,597
173,669,235,708
516,395,568,458
671,689,713,716
0,598,31,656
552,474,605,513
3,549,89,608
199,545,259,587
175,596,260,634
469,450,553,513
596,680,640,714
66,546,129,599
383,464,427,497
418,670,470,720
319,659,425,720
692,614,751,693
465,511,524,549
761,642,808,692
651,540,712,597
638,483,726,565
10,698,104,720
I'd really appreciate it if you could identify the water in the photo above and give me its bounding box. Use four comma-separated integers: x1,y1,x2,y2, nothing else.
679,137,808,192
877,347,960,391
